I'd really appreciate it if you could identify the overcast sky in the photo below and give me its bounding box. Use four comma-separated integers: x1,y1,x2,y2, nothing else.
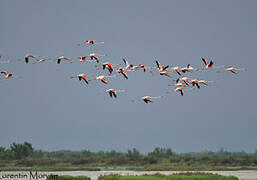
0,0,257,153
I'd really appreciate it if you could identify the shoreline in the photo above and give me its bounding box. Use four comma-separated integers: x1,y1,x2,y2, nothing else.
1,170,257,180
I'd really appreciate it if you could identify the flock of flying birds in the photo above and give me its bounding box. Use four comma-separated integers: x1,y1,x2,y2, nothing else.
0,40,246,104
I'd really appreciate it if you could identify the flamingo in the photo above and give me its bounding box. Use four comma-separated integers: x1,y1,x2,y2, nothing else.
156,60,169,71
154,61,170,77
94,75,115,84
169,66,182,75
181,64,197,73
199,80,208,86
57,56,71,64
181,77,190,86
117,67,128,79
69,56,92,64
132,96,163,104
1,71,13,79
191,79,200,89
217,67,246,74
202,58,214,69
32,58,50,64
131,63,151,72
78,40,104,46
84,40,95,45
25,54,38,63
102,62,114,74
174,86,184,96
199,80,215,86
88,53,106,63
122,58,135,70
100,89,125,98
70,73,89,84
106,89,117,98
159,70,170,77
78,56,88,62
168,78,184,87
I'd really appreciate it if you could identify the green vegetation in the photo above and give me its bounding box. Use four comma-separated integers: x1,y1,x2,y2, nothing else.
98,173,238,180
47,175,90,180
0,142,257,171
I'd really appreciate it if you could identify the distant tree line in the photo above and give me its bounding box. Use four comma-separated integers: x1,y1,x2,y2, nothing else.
0,142,257,167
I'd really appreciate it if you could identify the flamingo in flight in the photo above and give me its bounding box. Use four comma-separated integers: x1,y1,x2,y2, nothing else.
174,86,184,96
102,62,114,74
117,66,128,79
57,56,71,64
169,66,182,76
168,78,184,87
132,96,163,104
181,77,190,86
1,71,14,79
94,75,115,84
89,53,106,63
100,89,125,98
156,60,169,71
191,79,201,89
78,40,104,46
217,67,246,74
25,54,38,63
32,58,50,64
155,61,170,77
69,56,92,64
123,58,135,70
70,73,89,84
202,58,214,69
130,63,151,72
181,64,197,73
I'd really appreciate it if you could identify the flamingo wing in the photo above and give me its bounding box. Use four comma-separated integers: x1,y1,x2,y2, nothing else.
156,61,162,70
163,65,169,71
202,58,207,65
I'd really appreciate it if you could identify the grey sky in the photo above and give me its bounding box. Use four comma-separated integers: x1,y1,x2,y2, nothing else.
0,0,257,153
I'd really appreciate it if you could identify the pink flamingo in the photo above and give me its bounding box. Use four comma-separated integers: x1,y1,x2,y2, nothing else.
199,80,215,87
32,58,50,64
117,67,128,79
25,54,38,63
181,77,190,86
93,75,115,84
69,56,92,64
181,64,197,73
0,71,14,79
89,53,106,63
174,86,184,96
122,58,135,70
190,79,200,89
57,56,71,64
156,61,169,71
102,62,114,74
99,89,125,98
155,61,170,77
202,58,214,69
217,67,246,74
170,66,182,76
168,78,184,87
78,40,104,46
70,73,89,84
132,96,163,104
